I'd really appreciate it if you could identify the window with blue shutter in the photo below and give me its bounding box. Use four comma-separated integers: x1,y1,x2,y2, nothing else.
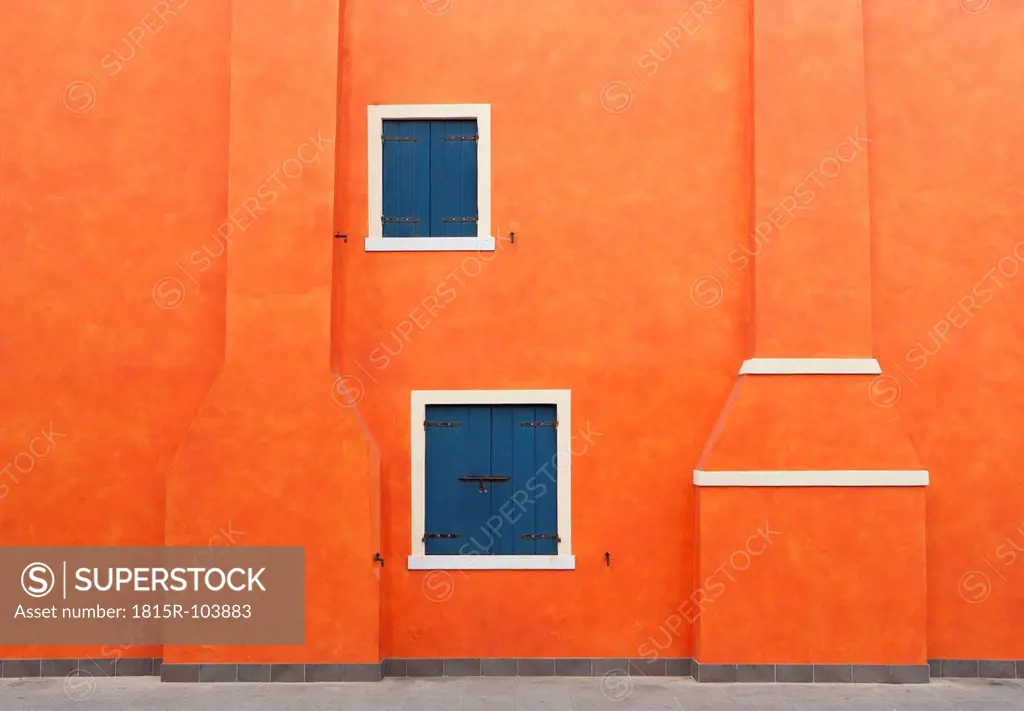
424,404,558,555
382,119,478,238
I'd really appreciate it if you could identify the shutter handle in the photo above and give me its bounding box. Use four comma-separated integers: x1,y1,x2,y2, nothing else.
459,475,510,493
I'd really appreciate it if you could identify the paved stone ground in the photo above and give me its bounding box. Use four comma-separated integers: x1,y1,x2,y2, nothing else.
1,676,1023,710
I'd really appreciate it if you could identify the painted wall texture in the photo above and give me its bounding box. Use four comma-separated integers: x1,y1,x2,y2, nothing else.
0,0,1022,667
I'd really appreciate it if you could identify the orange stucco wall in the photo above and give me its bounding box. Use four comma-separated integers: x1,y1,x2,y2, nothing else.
336,0,749,660
694,488,927,664
697,377,923,471
0,0,230,663
751,0,873,357
865,0,1024,659
1,0,1023,666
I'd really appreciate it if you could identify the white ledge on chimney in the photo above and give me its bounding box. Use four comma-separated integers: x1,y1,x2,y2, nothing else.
693,470,929,487
738,358,881,375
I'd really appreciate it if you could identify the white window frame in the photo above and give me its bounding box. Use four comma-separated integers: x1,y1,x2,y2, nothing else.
408,389,574,571
365,104,494,253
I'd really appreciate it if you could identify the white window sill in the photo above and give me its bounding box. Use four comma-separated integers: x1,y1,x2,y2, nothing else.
365,236,495,252
407,555,575,570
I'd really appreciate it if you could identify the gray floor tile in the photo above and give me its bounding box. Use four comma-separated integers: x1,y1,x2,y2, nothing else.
236,664,270,683
665,658,691,677
852,664,890,683
518,659,555,676
696,663,736,683
942,659,979,677
979,660,1015,678
40,659,77,677
2,660,41,678
115,658,153,676
0,676,1023,709
891,665,929,684
407,659,444,677
79,659,115,677
481,659,517,677
160,664,198,683
305,664,342,682
777,664,812,683
443,658,480,677
629,658,666,676
735,664,774,682
554,658,591,676
382,659,406,677
344,663,382,682
592,659,628,677
269,664,304,682
198,664,236,683
813,664,852,683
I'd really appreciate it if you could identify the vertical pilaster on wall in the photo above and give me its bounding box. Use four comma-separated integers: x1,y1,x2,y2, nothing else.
751,0,873,358
163,0,381,665
691,1,927,671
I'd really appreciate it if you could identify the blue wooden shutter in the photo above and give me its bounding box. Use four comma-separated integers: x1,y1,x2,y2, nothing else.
424,405,492,554
429,120,478,237
490,405,559,555
529,405,559,555
489,405,516,555
382,120,430,237
426,404,557,556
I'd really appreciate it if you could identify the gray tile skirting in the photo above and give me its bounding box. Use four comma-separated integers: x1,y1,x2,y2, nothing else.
384,658,692,678
1,658,162,678
5,657,1015,683
161,663,384,682
929,659,1024,679
693,662,931,684
385,659,931,683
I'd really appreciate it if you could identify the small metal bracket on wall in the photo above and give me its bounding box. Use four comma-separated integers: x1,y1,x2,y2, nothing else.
334,232,348,243
605,552,611,567
373,552,384,567
508,231,516,244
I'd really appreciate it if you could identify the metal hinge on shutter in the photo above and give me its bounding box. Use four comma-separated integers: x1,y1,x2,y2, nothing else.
423,533,461,541
441,134,479,142
520,533,560,542
441,216,478,224
424,420,461,429
382,217,421,224
520,420,558,428
381,135,419,142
